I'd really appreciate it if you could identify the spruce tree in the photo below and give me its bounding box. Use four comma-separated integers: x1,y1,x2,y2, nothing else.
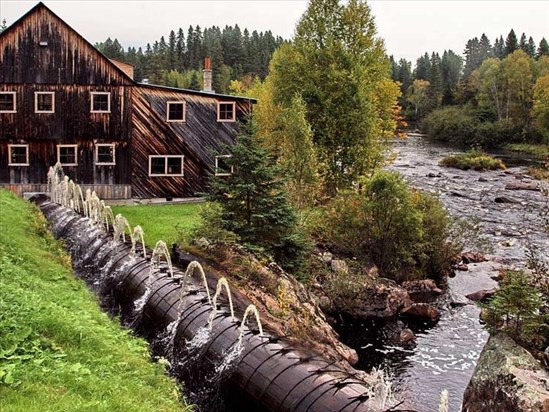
527,36,536,58
207,119,308,272
538,38,549,58
505,29,518,56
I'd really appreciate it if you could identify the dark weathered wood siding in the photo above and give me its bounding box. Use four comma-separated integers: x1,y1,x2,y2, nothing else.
0,4,133,189
131,86,253,198
0,3,255,199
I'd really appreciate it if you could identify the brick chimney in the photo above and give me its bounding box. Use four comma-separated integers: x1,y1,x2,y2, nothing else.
203,57,213,93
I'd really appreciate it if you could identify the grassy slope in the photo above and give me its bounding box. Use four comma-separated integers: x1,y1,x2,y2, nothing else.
0,190,189,412
112,203,203,246
505,143,549,159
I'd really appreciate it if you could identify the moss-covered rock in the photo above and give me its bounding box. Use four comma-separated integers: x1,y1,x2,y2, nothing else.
462,333,549,412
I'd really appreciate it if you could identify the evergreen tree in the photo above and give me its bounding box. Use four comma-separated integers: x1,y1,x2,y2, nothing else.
538,38,549,58
494,35,505,59
167,30,177,70
527,36,537,58
415,52,432,80
428,52,443,108
175,28,185,70
505,29,518,56
188,71,201,90
441,50,463,105
0,19,7,34
479,33,492,61
519,32,529,54
397,58,413,94
463,37,481,78
207,119,308,272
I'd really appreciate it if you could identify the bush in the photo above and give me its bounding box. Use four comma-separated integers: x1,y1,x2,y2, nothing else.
320,171,457,282
440,149,506,171
421,106,479,146
483,270,548,350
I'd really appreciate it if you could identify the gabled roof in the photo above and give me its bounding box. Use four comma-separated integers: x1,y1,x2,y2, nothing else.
0,2,134,84
1,2,258,102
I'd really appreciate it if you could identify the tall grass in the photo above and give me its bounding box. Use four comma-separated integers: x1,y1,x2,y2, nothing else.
0,190,189,412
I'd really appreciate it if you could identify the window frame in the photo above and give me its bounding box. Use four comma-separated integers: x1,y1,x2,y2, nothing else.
34,91,55,113
90,92,111,113
8,144,29,166
166,101,186,123
217,102,236,122
0,92,17,113
57,144,78,166
95,143,116,166
148,155,185,177
215,155,233,176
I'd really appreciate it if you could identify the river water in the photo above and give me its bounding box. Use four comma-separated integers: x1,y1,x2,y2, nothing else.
341,134,548,411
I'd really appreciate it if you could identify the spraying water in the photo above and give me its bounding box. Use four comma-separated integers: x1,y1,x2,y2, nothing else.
131,225,147,258
238,305,264,346
208,277,236,331
180,261,211,307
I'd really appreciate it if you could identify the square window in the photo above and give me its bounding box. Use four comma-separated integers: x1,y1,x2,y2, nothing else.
91,92,111,113
149,156,184,176
215,155,233,176
8,145,29,166
35,92,55,113
95,144,116,165
0,92,16,113
57,145,78,166
217,102,236,122
167,102,186,122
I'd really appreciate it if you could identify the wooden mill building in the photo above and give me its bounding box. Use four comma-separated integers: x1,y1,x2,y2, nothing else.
0,2,255,199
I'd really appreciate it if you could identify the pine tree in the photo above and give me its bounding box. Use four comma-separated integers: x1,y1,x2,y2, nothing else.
505,29,518,56
415,52,432,80
519,32,529,54
463,37,481,78
494,35,505,59
0,19,7,34
176,28,185,70
167,30,177,70
538,38,549,58
428,52,443,108
479,33,492,61
207,119,308,272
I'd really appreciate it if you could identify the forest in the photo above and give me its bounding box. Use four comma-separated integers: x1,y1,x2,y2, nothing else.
391,30,549,146
94,25,284,94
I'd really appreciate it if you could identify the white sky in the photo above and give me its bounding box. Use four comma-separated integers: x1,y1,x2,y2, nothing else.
1,1,548,63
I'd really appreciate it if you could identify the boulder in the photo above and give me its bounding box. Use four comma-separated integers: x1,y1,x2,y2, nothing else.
457,264,469,271
505,181,541,191
330,259,349,275
339,284,413,319
402,279,442,302
462,333,549,412
466,288,497,302
320,252,333,265
402,303,440,322
399,328,416,345
319,296,332,311
494,196,520,204
461,252,487,264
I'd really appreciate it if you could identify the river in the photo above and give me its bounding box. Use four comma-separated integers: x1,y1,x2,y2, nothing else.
340,134,548,412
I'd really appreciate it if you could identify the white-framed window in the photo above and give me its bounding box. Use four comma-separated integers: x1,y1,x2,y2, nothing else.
8,144,29,166
90,92,111,113
95,143,116,165
166,101,186,122
215,155,233,176
0,92,16,113
149,155,184,176
57,144,78,166
217,102,236,122
34,92,55,113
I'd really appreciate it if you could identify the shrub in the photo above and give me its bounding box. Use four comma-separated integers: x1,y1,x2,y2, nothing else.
421,106,479,146
439,149,506,171
483,270,548,349
320,171,457,282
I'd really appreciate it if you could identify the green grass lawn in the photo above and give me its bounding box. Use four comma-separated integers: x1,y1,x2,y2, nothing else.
112,202,203,247
0,189,190,412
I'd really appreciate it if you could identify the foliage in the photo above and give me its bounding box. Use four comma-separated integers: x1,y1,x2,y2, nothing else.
439,149,506,171
505,143,549,159
266,0,399,194
204,121,310,273
532,74,549,143
319,171,457,281
0,190,186,411
95,25,284,90
112,202,202,246
483,270,548,349
189,202,239,244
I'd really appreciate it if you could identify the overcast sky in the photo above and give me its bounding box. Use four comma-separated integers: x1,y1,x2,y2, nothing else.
1,1,548,63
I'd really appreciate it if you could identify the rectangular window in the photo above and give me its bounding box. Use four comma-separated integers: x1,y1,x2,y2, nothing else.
95,143,116,165
8,144,29,166
90,92,111,113
167,101,186,122
57,144,78,166
149,155,184,176
217,102,236,122
35,92,55,113
0,92,16,113
215,155,233,176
